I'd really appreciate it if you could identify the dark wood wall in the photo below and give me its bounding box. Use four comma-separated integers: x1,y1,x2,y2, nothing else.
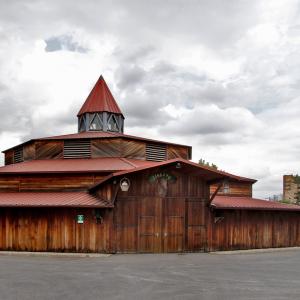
210,209,300,251
1,180,300,252
210,181,253,197
112,167,210,253
0,208,113,252
0,174,106,192
4,138,190,165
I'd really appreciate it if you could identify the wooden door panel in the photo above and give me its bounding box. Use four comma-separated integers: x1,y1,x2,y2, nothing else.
186,199,207,251
187,226,206,251
138,197,161,253
163,197,185,252
114,197,138,253
164,216,184,252
139,216,155,252
116,226,137,252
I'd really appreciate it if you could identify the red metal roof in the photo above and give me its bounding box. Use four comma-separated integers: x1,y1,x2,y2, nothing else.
40,131,192,148
77,75,123,117
0,157,156,174
90,158,256,191
0,192,111,207
211,196,300,211
110,158,256,182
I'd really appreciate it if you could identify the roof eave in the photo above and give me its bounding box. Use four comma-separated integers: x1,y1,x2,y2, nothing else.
89,158,251,192
211,206,300,212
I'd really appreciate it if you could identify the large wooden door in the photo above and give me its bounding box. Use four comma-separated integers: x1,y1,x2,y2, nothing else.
138,197,185,253
115,196,206,253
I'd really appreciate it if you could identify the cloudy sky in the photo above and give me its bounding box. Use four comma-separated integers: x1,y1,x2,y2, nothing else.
0,0,300,198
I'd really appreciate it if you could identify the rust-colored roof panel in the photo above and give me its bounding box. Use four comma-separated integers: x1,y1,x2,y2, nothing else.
0,192,112,208
211,196,300,211
0,158,156,174
111,158,256,182
39,131,192,148
77,75,123,116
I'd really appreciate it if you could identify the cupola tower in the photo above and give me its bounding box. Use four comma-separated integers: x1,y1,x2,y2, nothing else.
77,76,124,133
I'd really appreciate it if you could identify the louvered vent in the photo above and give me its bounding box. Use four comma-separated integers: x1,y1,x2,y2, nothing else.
64,140,91,158
14,147,23,164
146,143,167,161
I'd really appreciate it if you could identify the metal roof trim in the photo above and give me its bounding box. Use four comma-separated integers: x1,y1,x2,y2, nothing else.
0,192,113,208
211,196,300,212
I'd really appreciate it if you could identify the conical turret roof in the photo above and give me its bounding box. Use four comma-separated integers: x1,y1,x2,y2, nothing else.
77,75,123,117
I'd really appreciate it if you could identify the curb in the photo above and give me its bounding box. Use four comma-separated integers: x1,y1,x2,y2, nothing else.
210,247,300,255
0,251,111,258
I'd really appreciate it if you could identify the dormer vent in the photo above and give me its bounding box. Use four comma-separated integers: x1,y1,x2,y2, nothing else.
64,140,91,158
146,143,167,162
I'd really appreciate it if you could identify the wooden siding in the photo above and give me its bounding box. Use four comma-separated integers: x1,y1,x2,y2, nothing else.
112,168,210,253
3,138,190,165
0,174,106,192
1,169,300,253
0,208,113,252
92,138,188,161
4,150,14,165
23,143,35,161
35,141,63,160
210,210,300,251
210,181,253,197
91,139,122,157
167,145,189,160
122,139,146,160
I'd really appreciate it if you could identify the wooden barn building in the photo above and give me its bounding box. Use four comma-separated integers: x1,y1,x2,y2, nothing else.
1,76,300,253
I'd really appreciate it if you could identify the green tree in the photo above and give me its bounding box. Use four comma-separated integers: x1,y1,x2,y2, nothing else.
198,159,218,170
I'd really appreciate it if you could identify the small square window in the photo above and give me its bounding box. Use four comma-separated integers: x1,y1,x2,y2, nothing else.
223,181,230,194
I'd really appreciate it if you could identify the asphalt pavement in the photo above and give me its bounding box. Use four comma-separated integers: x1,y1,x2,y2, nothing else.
0,250,299,300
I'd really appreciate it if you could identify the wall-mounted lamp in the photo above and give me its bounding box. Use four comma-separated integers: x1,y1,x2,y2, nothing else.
120,177,131,192
176,162,182,169
94,209,103,224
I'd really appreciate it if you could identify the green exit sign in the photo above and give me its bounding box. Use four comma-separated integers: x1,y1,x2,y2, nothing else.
77,215,84,224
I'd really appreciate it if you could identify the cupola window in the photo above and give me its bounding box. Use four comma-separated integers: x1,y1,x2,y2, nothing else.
107,114,119,132
89,113,103,131
79,116,86,132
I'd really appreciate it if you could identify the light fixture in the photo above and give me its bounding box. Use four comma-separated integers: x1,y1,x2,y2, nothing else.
176,162,182,169
120,177,131,192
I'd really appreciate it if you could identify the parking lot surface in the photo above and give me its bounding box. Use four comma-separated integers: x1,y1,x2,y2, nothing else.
0,250,300,299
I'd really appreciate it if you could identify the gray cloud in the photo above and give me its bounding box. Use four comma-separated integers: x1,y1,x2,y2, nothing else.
45,35,88,53
116,65,147,89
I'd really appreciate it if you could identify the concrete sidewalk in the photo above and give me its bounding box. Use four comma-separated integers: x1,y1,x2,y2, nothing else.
210,246,300,255
1,246,300,258
0,251,111,258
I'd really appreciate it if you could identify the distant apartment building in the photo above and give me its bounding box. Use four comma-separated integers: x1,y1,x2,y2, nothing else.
268,194,283,202
283,175,300,203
